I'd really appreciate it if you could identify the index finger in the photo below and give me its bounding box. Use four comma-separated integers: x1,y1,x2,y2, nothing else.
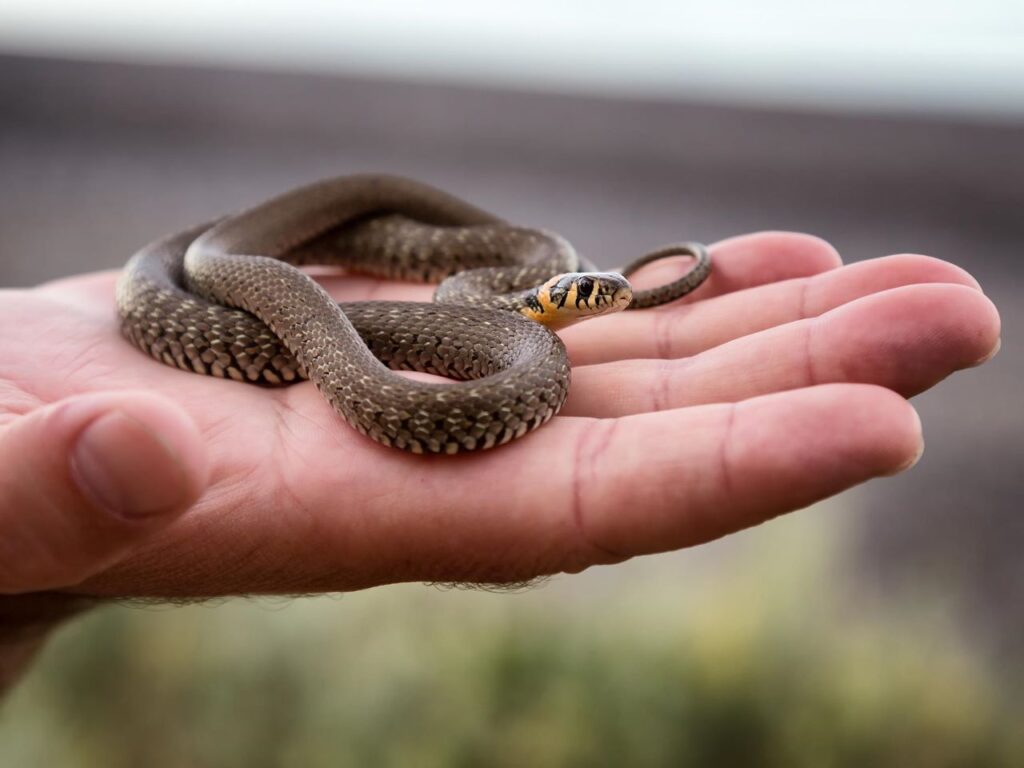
315,230,841,304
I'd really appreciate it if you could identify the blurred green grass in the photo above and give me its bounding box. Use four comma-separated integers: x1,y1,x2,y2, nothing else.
2,504,1021,767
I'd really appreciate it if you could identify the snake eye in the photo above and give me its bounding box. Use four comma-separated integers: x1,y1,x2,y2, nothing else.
577,277,594,298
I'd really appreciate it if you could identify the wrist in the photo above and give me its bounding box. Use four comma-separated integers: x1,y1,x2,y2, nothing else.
0,593,99,692
1,592,96,632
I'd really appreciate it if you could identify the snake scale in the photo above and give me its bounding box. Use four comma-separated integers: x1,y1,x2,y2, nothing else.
117,174,710,454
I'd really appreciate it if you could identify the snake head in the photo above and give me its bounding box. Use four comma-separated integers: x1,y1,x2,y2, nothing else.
522,272,633,329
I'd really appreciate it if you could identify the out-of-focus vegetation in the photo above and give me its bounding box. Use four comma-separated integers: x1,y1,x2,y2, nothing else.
2,507,1021,767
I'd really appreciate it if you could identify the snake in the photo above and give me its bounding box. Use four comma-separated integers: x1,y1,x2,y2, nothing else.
116,174,710,454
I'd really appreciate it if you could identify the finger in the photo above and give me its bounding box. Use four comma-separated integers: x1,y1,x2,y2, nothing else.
564,283,1000,417
562,384,923,562
0,392,208,593
562,253,984,365
626,230,841,302
321,383,924,585
315,230,841,303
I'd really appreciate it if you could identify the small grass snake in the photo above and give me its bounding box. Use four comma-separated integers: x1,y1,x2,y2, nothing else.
116,174,710,454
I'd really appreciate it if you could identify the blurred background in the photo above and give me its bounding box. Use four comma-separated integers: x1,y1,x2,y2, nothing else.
1,2,1021,765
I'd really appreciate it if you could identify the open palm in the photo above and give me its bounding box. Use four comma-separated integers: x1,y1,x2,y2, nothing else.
0,232,999,598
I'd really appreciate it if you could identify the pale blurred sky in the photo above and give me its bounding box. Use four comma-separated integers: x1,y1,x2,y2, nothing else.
1,1,1023,118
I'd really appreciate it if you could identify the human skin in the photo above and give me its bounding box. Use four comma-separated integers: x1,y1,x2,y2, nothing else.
0,231,1001,688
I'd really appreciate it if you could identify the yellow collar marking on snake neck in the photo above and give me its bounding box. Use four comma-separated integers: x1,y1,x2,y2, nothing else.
521,275,571,327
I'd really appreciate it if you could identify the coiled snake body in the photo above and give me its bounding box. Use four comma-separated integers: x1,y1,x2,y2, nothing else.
117,175,710,454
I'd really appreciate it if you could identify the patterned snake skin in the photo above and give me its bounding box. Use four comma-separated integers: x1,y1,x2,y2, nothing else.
116,175,710,454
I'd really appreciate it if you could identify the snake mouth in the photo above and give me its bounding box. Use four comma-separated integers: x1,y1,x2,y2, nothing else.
611,286,633,309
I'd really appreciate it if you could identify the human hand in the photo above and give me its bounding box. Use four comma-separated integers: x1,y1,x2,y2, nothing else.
0,232,1000,600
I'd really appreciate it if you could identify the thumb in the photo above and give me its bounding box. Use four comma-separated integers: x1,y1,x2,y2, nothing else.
0,392,207,593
